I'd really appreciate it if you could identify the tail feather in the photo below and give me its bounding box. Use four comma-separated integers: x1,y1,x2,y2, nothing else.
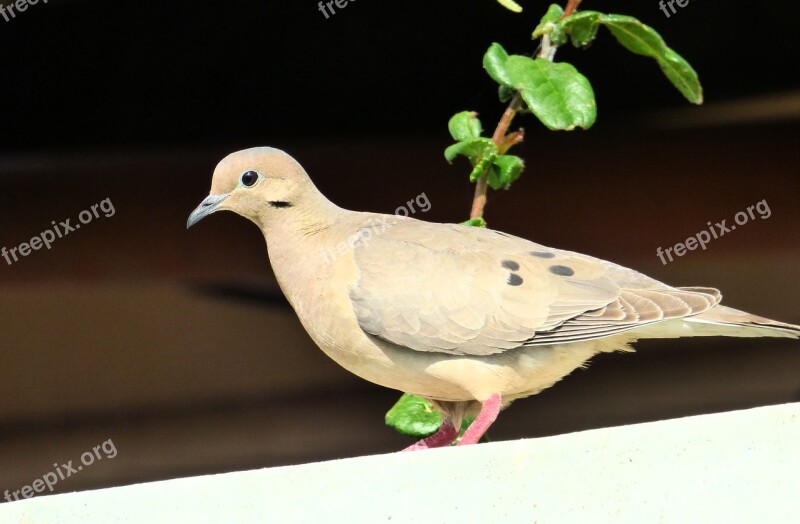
637,305,800,340
686,305,800,338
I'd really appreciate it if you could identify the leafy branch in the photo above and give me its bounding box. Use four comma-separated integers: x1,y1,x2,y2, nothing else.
386,0,703,440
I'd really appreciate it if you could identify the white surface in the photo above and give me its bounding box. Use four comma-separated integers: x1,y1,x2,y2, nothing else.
2,403,799,524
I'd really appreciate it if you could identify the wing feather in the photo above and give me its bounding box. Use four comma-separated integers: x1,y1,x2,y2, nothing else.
348,217,721,355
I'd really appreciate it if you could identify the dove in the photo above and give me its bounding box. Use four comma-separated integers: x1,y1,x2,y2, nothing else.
187,147,800,451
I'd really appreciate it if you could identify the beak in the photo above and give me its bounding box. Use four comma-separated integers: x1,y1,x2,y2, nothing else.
187,193,229,228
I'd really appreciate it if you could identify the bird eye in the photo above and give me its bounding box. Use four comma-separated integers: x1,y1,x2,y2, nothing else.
240,170,259,187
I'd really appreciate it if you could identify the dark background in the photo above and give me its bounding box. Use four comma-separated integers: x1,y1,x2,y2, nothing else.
1,0,798,499
2,0,798,151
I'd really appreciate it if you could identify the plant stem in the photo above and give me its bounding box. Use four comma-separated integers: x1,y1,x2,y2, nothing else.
469,176,490,220
469,94,523,219
563,0,583,17
468,0,581,221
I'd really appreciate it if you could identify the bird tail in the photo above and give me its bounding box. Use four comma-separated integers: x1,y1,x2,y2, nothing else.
637,305,800,340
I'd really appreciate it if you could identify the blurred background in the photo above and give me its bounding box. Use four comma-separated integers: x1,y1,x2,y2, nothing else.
1,0,798,498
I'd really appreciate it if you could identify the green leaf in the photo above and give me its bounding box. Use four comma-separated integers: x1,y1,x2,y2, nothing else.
385,393,441,438
488,154,524,189
486,166,503,190
600,14,703,104
448,111,483,142
601,14,669,56
461,217,487,228
505,55,596,130
498,85,516,103
444,137,498,184
495,0,522,13
483,43,513,88
532,4,564,39
540,4,564,25
548,23,567,47
559,10,602,47
656,48,703,104
470,153,497,182
444,137,497,163
556,12,703,104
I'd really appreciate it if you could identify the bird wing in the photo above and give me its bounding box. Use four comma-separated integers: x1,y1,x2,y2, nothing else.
348,218,720,356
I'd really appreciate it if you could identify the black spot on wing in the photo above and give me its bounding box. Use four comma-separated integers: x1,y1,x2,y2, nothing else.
501,260,520,271
549,265,575,277
530,251,555,259
507,274,524,286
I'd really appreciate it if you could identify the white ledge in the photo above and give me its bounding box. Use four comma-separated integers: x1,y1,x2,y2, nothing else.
2,403,799,523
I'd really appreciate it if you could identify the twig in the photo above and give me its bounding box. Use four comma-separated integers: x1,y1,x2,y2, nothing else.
469,1,582,220
469,94,523,219
563,0,584,18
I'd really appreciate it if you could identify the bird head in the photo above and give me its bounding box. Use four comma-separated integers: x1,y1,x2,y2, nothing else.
187,147,315,229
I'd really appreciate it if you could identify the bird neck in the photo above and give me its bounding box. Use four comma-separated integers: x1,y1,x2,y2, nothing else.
258,192,348,296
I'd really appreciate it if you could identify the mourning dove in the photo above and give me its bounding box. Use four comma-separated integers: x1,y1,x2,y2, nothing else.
187,147,800,450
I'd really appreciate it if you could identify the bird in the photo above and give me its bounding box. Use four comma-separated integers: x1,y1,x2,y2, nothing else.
187,147,800,451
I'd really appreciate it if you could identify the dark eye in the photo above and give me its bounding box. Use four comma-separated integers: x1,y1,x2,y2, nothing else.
240,170,259,187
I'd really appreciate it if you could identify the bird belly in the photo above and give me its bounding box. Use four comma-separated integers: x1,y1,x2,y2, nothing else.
311,317,627,405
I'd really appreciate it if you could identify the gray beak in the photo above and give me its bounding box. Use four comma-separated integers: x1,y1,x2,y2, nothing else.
187,193,229,228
